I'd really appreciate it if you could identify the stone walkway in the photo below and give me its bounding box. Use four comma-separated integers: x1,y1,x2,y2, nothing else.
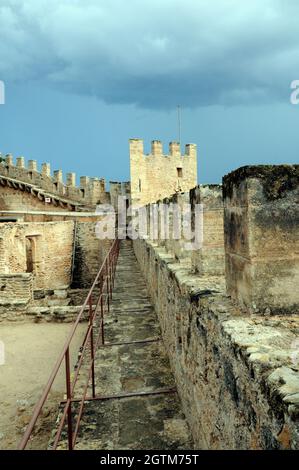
65,241,192,450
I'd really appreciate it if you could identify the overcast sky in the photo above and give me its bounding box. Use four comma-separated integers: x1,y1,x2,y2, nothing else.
0,0,298,184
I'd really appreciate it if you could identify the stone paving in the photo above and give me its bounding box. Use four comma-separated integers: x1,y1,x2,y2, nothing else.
56,241,192,450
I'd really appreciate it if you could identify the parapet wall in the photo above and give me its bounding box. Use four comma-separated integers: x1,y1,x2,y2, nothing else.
133,238,299,449
139,164,298,314
139,184,225,276
0,154,107,206
132,164,299,449
130,139,197,206
223,165,299,314
190,184,225,275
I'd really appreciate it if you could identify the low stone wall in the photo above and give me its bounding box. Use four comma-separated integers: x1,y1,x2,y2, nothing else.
0,288,93,322
0,273,33,306
133,238,299,449
26,305,89,323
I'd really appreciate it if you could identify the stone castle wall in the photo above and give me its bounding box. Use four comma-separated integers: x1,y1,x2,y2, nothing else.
0,219,111,293
1,141,298,449
223,165,299,314
0,155,108,206
130,139,197,206
0,181,76,212
0,221,75,291
140,184,225,271
134,237,299,449
132,164,299,449
0,151,117,305
190,184,225,275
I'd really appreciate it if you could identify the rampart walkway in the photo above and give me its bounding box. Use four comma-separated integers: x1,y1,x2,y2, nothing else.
62,241,192,450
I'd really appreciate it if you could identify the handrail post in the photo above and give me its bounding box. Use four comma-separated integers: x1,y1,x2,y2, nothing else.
106,257,110,301
112,251,116,286
110,246,114,297
89,296,96,398
101,295,105,345
65,347,73,451
109,264,112,300
107,283,110,313
113,244,118,286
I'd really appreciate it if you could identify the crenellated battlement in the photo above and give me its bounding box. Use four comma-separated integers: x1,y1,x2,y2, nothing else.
129,139,197,159
0,153,107,206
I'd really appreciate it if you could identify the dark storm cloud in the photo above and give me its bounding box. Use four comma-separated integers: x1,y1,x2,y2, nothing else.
0,0,298,109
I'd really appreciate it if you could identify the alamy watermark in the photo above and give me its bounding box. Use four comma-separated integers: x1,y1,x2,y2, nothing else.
0,80,5,105
95,196,204,251
290,80,299,105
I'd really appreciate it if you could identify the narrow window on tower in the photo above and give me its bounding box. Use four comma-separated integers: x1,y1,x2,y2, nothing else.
139,179,142,192
177,168,183,178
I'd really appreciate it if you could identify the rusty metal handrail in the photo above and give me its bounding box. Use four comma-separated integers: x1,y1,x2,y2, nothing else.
18,238,120,450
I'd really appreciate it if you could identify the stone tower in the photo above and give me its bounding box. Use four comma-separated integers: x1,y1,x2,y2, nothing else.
129,139,197,206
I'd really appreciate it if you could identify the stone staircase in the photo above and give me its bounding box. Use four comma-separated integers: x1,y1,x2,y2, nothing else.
57,240,192,450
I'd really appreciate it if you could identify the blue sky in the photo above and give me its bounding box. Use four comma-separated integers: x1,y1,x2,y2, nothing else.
0,0,298,184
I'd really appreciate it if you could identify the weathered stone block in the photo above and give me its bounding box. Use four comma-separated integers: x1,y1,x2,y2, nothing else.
16,157,25,169
223,165,299,314
5,154,13,166
53,169,63,183
41,162,51,177
66,172,76,187
191,184,225,275
28,160,37,171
